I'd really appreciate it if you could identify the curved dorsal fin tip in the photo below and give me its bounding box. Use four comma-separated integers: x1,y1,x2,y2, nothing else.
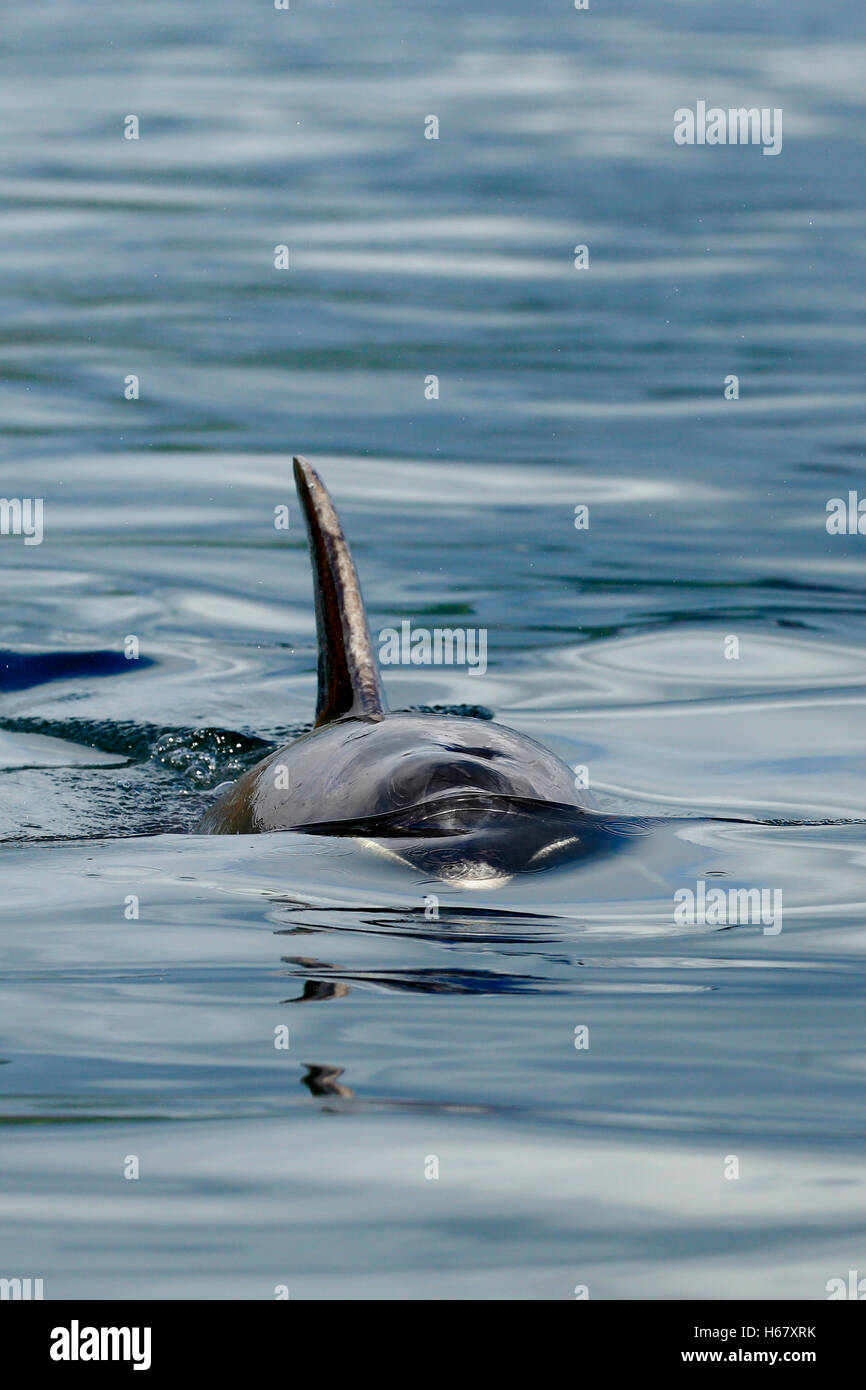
292,455,387,727
292,454,314,490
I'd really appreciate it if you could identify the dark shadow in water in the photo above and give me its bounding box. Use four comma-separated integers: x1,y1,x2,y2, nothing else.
298,1060,496,1118
0,649,156,691
0,715,273,765
281,952,550,997
282,975,351,1003
273,899,580,945
301,1064,354,1098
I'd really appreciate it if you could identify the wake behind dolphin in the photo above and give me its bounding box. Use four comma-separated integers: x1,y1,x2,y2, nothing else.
198,457,623,884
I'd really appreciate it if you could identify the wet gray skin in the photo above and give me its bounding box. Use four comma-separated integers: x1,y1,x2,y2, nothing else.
198,710,608,883
198,457,623,884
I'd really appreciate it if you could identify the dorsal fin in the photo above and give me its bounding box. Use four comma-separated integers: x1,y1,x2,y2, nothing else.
293,456,387,727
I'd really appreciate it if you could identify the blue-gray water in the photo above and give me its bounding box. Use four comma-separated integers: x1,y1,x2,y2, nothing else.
2,0,866,1298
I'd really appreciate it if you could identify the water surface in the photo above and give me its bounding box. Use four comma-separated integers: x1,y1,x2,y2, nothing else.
2,0,866,1298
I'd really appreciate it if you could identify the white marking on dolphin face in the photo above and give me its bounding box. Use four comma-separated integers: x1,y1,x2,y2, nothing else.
355,837,513,888
354,836,410,867
527,835,580,865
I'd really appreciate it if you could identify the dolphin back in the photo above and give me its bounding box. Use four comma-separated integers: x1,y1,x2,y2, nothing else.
293,456,387,726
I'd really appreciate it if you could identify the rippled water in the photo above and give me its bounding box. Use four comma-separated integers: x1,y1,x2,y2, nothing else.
2,0,866,1298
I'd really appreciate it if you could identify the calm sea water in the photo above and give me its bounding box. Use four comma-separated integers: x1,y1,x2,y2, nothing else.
2,0,866,1298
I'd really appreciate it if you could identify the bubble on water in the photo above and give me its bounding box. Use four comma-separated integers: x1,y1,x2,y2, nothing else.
151,729,263,788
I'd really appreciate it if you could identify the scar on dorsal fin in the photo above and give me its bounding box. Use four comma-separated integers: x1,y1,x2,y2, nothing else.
293,456,387,727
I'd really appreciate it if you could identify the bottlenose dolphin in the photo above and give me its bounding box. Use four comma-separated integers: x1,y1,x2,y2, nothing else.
198,457,636,884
